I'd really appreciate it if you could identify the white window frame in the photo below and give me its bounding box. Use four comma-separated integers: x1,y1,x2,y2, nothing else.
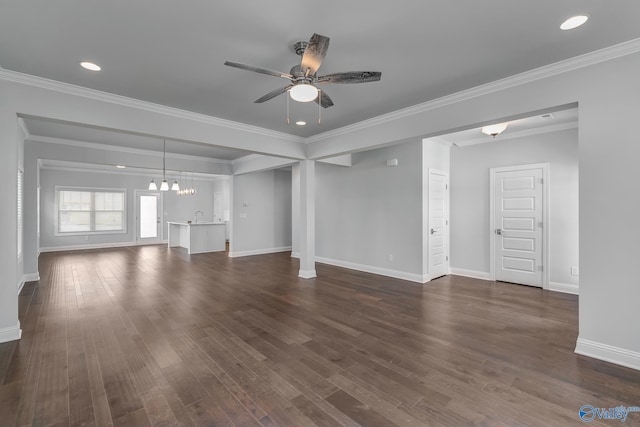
55,186,128,236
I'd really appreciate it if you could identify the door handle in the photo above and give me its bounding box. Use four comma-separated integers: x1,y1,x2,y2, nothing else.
495,228,502,235
430,228,436,235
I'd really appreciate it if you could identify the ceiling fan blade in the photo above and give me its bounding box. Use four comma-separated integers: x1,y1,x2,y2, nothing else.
224,61,293,80
255,85,293,103
315,90,334,108
301,33,330,76
316,71,382,84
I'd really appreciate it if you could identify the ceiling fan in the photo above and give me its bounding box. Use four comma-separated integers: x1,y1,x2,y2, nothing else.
224,33,381,108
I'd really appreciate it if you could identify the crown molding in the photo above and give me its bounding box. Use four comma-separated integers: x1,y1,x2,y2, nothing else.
448,120,578,147
0,67,304,144
4,37,640,150
306,38,640,144
39,159,227,180
25,134,233,165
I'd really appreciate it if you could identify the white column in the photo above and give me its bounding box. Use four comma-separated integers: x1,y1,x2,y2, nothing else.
298,160,316,278
0,100,21,343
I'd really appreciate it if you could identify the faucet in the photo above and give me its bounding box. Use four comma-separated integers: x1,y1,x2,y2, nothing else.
194,210,204,223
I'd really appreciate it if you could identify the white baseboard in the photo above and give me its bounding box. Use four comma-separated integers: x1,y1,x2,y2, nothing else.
449,268,491,281
228,246,292,258
291,251,300,259
23,272,40,282
298,269,317,279
549,281,579,295
0,322,22,343
315,256,425,283
19,273,40,295
40,241,136,253
575,337,640,371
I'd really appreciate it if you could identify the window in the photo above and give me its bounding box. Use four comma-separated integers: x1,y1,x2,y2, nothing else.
57,188,126,234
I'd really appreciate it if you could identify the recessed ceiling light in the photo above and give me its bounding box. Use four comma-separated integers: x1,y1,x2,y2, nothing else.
80,61,101,71
296,121,306,126
560,15,589,30
116,165,126,169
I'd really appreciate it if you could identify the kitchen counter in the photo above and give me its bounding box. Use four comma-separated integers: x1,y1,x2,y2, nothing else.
167,221,226,254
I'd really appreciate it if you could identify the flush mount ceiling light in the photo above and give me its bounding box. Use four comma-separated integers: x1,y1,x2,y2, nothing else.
80,61,101,71
481,123,509,138
289,83,319,103
116,165,126,169
560,15,589,30
295,120,307,126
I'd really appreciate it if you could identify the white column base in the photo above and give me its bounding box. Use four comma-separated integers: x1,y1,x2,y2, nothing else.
298,269,317,279
0,322,22,343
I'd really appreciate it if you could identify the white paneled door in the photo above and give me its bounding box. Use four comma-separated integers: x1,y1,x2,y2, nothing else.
494,167,544,287
429,170,449,280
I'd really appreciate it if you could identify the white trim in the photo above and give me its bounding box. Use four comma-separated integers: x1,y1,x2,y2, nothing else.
575,338,640,371
40,241,136,253
291,251,300,258
549,281,579,295
449,268,491,281
18,273,40,294
315,256,425,284
298,269,317,279
23,272,40,282
451,121,579,147
28,134,233,165
228,246,292,258
0,68,303,144
305,38,640,144
0,322,22,343
489,163,550,289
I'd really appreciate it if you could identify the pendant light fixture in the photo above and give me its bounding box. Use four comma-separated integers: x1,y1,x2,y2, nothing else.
149,139,171,191
160,139,169,191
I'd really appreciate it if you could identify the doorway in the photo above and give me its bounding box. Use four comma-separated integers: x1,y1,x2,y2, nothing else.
135,190,161,245
490,163,549,288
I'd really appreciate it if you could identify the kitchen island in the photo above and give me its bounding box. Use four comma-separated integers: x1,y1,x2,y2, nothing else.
167,221,226,254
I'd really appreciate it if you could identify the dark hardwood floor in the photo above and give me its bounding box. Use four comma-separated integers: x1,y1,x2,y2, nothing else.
1,245,639,426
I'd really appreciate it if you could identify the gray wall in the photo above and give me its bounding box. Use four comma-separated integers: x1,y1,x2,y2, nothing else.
232,169,292,254
39,167,226,250
450,128,579,287
316,141,423,276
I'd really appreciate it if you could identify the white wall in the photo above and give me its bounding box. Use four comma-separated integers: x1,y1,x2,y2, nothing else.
2,46,640,369
39,167,225,250
316,141,424,281
231,169,292,256
449,128,579,290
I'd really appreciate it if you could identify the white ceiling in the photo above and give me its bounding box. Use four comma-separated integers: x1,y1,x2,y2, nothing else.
2,0,640,143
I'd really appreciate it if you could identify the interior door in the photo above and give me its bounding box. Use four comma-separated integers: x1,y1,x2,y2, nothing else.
429,170,449,279
494,167,543,287
136,191,161,245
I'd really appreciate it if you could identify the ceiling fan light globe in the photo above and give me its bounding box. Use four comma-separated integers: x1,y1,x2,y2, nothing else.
289,84,318,102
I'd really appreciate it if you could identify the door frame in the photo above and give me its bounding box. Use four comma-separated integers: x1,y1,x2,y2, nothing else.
134,189,163,245
425,168,450,282
489,163,550,289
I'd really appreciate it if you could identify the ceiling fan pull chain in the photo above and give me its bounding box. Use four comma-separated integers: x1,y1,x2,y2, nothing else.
286,92,290,124
318,89,322,124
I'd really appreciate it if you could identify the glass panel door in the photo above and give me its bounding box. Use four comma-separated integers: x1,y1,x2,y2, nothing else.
137,191,160,244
